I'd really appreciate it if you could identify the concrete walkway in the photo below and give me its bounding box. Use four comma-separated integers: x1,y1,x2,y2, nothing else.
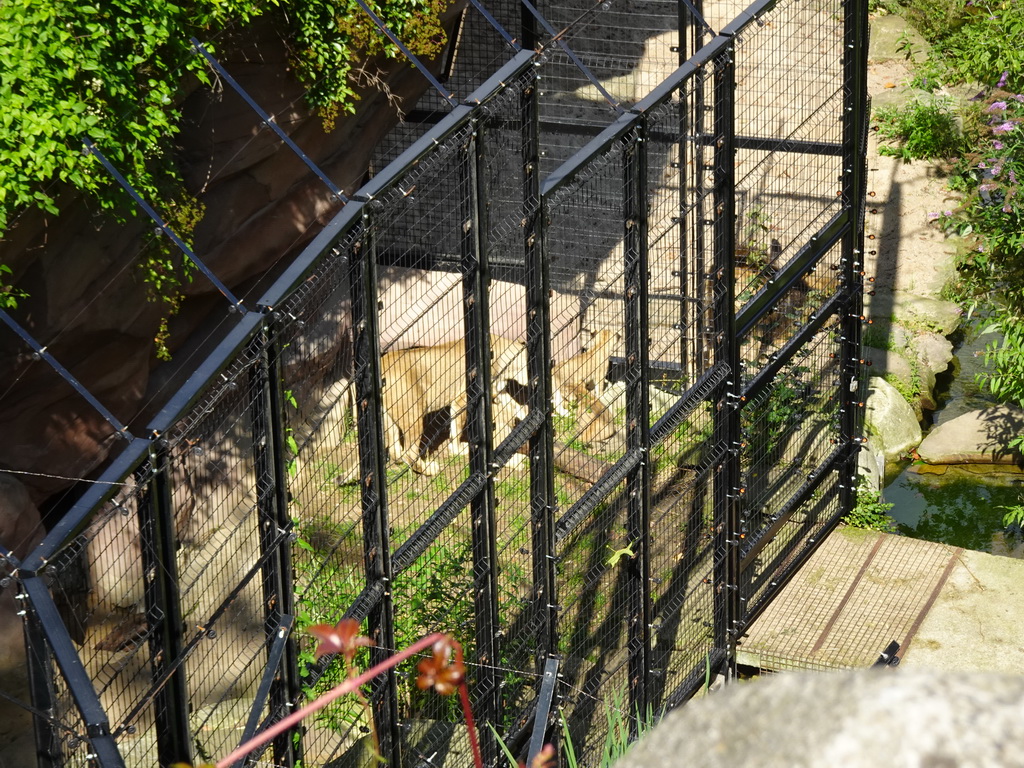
737,527,1024,673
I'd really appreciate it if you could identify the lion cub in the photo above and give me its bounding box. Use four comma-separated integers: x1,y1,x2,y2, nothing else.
381,335,527,474
553,329,619,444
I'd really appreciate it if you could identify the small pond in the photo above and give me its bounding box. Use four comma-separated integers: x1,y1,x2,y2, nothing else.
886,466,1024,556
883,322,1024,558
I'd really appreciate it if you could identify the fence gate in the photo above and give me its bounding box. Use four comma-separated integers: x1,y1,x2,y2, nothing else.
2,0,867,765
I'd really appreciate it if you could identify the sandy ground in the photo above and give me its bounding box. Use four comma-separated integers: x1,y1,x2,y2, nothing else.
863,14,967,301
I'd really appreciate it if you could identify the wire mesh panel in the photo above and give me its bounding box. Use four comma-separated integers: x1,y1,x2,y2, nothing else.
729,0,866,639
34,466,158,767
730,0,845,313
19,593,110,767
545,159,628,516
530,0,684,171
368,3,523,172
367,128,479,540
276,236,374,764
168,354,287,765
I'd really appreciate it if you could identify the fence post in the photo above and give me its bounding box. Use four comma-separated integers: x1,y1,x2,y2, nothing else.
21,585,59,768
349,213,402,767
523,63,559,675
679,34,712,381
462,115,502,764
20,576,127,768
251,322,301,767
623,123,653,728
710,43,741,679
840,0,870,512
143,447,193,764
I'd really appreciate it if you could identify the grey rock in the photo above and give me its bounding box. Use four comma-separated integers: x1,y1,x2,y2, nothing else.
884,324,954,377
908,329,955,375
863,346,937,414
618,669,1024,768
918,405,1024,465
857,434,885,491
865,289,963,337
864,376,922,461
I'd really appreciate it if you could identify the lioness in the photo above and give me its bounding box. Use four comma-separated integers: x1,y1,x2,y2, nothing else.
381,335,527,474
553,329,620,444
448,389,528,465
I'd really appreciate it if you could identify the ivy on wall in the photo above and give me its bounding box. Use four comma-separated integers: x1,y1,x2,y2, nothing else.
0,0,448,272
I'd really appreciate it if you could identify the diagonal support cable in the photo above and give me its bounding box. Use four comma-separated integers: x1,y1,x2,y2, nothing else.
82,138,245,311
465,0,518,48
519,0,624,114
681,0,716,38
0,310,134,441
351,0,459,107
190,39,349,204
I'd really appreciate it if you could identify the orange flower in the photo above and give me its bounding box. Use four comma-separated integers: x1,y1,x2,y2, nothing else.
529,743,557,768
415,636,465,696
307,618,372,662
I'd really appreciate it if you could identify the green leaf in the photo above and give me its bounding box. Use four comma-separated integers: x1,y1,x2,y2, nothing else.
606,544,636,566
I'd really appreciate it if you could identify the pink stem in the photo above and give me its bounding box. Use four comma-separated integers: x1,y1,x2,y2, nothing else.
458,681,484,768
216,633,445,768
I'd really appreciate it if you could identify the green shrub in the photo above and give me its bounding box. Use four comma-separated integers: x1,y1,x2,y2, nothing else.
900,0,1024,92
900,0,968,47
874,97,963,161
844,483,898,532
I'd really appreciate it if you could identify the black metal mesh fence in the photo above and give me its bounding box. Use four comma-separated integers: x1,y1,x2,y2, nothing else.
4,0,868,765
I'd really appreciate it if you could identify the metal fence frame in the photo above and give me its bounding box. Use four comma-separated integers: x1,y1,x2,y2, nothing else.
2,0,869,765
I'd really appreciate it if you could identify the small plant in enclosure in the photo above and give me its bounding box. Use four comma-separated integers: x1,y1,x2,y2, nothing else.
293,526,479,727
391,539,477,719
873,97,963,162
736,206,777,270
742,374,813,462
843,482,898,532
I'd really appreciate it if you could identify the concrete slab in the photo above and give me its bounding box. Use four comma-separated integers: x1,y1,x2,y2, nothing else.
900,547,1024,673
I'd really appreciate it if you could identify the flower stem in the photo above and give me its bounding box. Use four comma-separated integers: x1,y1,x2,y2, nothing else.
215,632,445,768
458,681,484,768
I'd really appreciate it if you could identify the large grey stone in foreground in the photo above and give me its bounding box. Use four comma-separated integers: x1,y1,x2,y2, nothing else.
864,376,922,461
618,670,1024,768
918,405,1024,464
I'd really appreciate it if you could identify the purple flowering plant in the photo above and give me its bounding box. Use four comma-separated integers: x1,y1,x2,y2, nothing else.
939,85,1024,308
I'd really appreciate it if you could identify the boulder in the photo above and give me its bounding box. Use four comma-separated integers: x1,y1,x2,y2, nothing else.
857,434,885,492
865,289,963,336
885,325,954,376
917,405,1024,465
862,346,937,414
864,376,922,462
912,329,956,375
617,669,1024,768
